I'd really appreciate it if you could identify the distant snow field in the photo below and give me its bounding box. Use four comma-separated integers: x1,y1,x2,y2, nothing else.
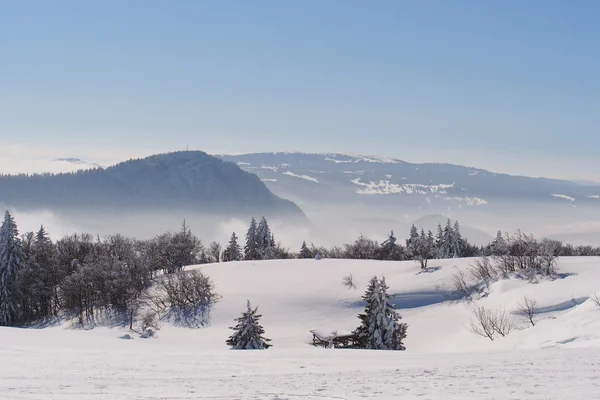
2,257,600,399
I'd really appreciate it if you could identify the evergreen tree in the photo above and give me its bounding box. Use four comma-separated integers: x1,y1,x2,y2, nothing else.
353,276,380,348
355,276,407,350
451,220,463,258
406,225,419,250
20,226,58,321
226,300,272,350
299,241,312,259
435,223,444,258
223,232,242,262
0,211,22,326
374,277,407,350
382,231,397,251
490,230,508,256
256,217,273,253
440,219,454,258
244,218,259,260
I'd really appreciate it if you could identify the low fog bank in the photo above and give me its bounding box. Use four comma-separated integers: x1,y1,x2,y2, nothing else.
0,157,107,175
5,201,600,250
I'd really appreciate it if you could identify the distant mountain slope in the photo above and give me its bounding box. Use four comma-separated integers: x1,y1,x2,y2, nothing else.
0,151,304,218
219,152,600,210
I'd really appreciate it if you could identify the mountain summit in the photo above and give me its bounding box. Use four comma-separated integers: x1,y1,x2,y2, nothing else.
0,151,304,218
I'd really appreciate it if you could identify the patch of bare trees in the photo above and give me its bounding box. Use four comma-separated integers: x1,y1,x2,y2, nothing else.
591,293,600,307
516,297,539,327
342,274,356,289
468,305,516,341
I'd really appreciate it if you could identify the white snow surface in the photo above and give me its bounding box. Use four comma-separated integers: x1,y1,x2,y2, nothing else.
552,194,576,201
351,178,454,195
282,171,319,183
2,257,600,399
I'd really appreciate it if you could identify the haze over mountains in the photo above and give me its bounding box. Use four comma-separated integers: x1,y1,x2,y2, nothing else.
2,150,600,246
219,152,600,209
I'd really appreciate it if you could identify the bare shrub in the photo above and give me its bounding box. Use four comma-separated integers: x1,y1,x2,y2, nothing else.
342,274,356,289
490,307,516,337
451,268,472,301
146,270,220,328
139,310,160,334
468,305,496,341
516,297,539,326
468,305,515,341
469,256,497,283
591,293,600,307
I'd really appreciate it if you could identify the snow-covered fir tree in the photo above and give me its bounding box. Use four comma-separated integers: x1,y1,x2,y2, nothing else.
438,219,454,259
451,220,464,258
223,232,242,262
353,276,380,348
382,231,397,251
299,241,312,259
256,216,273,253
406,225,419,250
354,276,407,350
435,223,444,258
0,211,22,326
244,218,260,260
226,300,272,350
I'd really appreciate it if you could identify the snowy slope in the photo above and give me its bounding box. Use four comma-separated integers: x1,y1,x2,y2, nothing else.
1,257,600,399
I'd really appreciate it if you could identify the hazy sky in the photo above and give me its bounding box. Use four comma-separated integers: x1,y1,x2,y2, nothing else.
1,1,599,180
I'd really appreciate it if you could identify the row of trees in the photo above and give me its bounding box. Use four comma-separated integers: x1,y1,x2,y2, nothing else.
0,212,219,328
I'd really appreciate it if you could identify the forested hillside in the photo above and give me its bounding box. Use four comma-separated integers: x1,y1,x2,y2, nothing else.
0,152,304,218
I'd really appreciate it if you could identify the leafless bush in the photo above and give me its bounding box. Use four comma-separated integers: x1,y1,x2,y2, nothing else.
468,305,515,341
146,270,220,328
342,274,356,289
516,297,539,326
468,305,496,341
592,293,600,307
469,256,497,283
451,268,472,301
139,310,160,334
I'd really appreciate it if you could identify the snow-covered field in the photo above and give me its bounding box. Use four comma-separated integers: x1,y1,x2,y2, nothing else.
2,257,600,399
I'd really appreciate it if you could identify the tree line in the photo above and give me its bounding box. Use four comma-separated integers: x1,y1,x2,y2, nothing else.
1,210,599,328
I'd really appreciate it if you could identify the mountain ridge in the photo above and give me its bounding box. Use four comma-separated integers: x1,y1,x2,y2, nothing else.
0,151,305,218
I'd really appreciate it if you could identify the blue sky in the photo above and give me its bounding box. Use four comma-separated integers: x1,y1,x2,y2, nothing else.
1,1,599,179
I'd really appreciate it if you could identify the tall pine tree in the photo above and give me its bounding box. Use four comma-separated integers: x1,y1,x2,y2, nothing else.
244,218,259,260
0,211,22,326
223,232,242,262
353,276,380,348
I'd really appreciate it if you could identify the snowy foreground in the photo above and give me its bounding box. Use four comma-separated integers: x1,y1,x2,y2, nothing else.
2,257,600,399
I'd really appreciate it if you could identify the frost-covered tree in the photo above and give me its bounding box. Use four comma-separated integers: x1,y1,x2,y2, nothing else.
413,229,435,269
223,232,242,262
0,211,22,326
435,223,444,258
244,218,260,260
207,242,222,263
437,219,454,259
256,217,274,256
164,220,204,273
354,276,407,350
406,225,419,251
382,231,397,251
451,220,464,258
226,300,272,350
299,241,312,259
353,276,380,348
19,226,59,321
